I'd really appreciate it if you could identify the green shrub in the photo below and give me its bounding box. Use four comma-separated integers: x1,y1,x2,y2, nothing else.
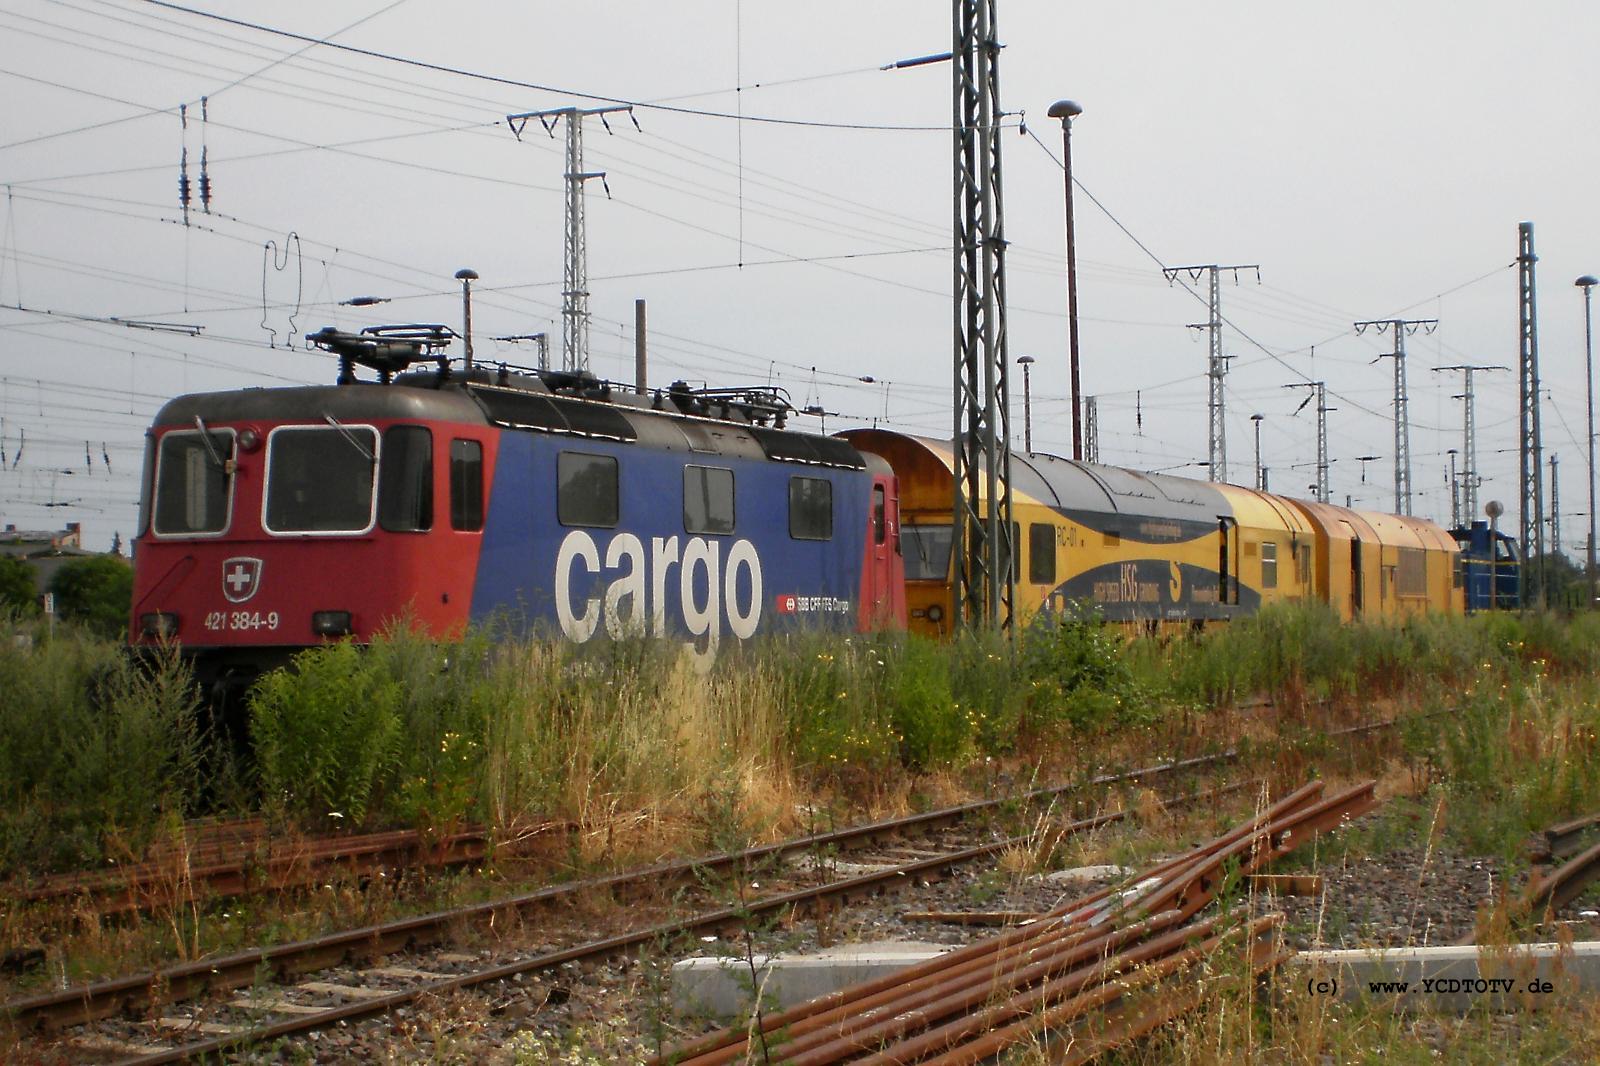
249,641,404,825
1019,605,1158,730
883,635,966,770
0,556,38,616
47,555,133,639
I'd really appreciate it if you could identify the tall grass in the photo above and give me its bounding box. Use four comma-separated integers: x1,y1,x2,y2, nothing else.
8,602,1599,872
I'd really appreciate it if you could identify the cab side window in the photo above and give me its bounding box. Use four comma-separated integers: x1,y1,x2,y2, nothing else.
450,439,484,531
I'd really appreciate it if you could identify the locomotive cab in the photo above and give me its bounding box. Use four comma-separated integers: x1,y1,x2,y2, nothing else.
130,384,494,693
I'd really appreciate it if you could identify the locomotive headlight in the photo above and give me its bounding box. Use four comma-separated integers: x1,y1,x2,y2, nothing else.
237,426,262,452
311,610,353,637
926,604,944,623
141,612,179,639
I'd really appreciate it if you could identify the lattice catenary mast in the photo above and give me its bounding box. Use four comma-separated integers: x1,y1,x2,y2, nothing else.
1083,396,1100,464
507,104,637,373
1354,317,1437,515
1517,222,1546,605
1163,263,1259,484
1549,453,1561,555
1433,363,1504,528
1283,380,1332,504
950,0,1015,632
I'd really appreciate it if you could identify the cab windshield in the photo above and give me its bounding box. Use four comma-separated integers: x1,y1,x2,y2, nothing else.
152,428,234,536
265,425,378,533
902,523,953,581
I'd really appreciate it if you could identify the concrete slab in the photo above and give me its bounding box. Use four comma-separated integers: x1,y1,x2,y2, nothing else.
1042,864,1132,884
1290,941,1600,1011
672,940,949,1019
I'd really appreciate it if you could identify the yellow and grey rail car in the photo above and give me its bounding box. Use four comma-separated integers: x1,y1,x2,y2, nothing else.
840,430,1298,637
1287,499,1462,622
838,429,1462,637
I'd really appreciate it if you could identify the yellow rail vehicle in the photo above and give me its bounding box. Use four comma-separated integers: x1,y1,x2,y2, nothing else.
838,430,1462,637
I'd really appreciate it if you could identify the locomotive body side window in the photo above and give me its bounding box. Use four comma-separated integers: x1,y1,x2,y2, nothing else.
1028,522,1056,585
557,452,618,527
450,439,484,531
789,476,833,540
1261,541,1278,589
152,428,235,536
378,425,433,532
872,486,887,544
683,465,735,534
264,425,378,535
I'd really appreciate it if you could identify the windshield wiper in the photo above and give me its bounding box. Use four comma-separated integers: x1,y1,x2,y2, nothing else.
193,416,228,470
323,414,375,462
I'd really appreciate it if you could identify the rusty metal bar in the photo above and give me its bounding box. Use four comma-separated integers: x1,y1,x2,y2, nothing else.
1523,837,1600,918
667,781,1356,1066
770,912,1190,1066
846,916,1244,1066
1052,939,1289,1065
1542,810,1600,861
902,916,1282,1066
775,784,1348,1066
654,780,1272,1066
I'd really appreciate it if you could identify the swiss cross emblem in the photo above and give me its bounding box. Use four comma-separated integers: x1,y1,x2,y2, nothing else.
222,557,264,604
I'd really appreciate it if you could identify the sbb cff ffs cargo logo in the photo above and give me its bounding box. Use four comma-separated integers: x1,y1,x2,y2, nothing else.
222,558,264,603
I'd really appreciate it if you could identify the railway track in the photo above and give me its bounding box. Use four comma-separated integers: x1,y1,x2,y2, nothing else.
8,767,1260,1061
11,824,504,918
47,779,1254,1064
4,712,1409,1062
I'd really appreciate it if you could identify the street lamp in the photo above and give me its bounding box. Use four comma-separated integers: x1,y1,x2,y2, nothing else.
455,268,479,373
1017,355,1036,454
1250,414,1264,491
1578,274,1599,606
1048,98,1084,461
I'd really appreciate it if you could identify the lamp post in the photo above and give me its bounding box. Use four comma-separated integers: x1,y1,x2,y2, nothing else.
1250,413,1264,491
1017,355,1036,454
1579,275,1599,607
455,268,479,373
1048,99,1084,461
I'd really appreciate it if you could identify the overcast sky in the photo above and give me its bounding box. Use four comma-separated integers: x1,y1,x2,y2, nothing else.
3,0,1598,553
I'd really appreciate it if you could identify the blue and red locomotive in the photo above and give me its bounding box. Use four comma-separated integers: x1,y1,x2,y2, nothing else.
129,325,906,696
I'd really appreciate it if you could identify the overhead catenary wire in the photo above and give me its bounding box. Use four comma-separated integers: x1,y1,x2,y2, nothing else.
142,0,964,133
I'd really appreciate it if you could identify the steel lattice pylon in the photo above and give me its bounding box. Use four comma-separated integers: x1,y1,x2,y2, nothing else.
1518,221,1545,604
1203,266,1226,483
1163,263,1257,485
951,0,1013,632
1354,317,1436,516
1084,395,1100,463
506,104,635,374
1434,364,1505,527
1283,380,1332,504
